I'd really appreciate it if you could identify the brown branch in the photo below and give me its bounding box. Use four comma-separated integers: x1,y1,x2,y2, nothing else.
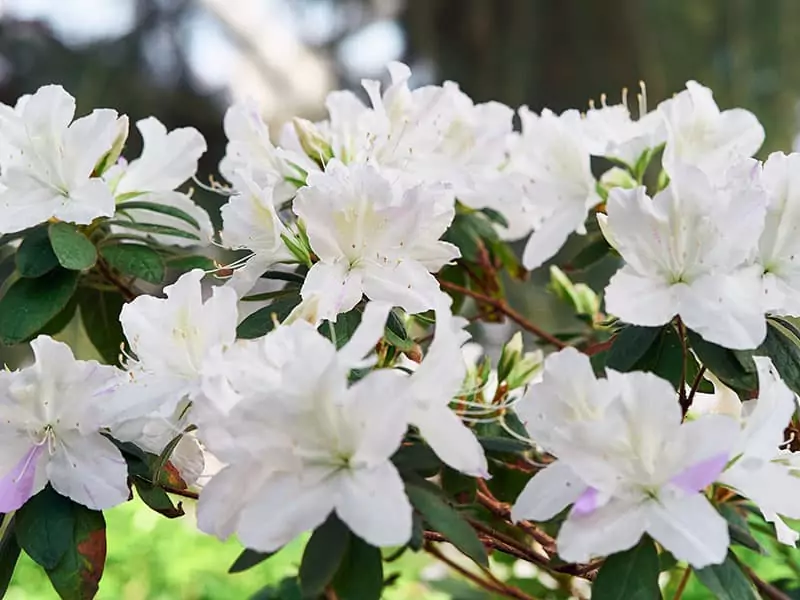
96,257,139,302
424,541,539,600
671,566,692,600
741,564,792,600
685,366,707,416
160,485,199,500
438,279,566,348
677,319,689,414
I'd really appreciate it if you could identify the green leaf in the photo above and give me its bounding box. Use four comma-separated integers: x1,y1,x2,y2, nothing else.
391,443,442,477
591,536,660,600
319,308,362,349
133,479,184,519
695,553,758,600
332,535,384,600
688,330,757,393
236,295,302,339
116,200,201,230
259,270,306,285
16,226,59,278
442,209,497,262
105,220,200,241
165,255,217,272
478,436,530,454
606,325,662,372
406,484,488,567
0,268,79,345
45,500,107,600
15,487,74,569
229,548,280,574
38,295,78,337
0,518,21,597
250,577,304,600
299,514,350,597
718,504,762,553
48,223,97,271
77,287,126,365
757,319,800,396
100,244,166,284
385,310,415,352
570,237,612,270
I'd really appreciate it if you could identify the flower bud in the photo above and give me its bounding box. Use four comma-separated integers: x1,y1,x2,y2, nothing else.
292,118,333,169
93,115,130,177
599,166,636,192
549,266,599,317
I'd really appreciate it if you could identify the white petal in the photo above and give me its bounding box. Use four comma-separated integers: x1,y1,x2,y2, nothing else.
522,200,589,270
115,191,214,247
763,510,799,547
63,109,119,178
56,178,115,224
196,462,266,540
335,463,412,547
511,461,587,522
604,267,677,327
556,498,648,563
48,433,130,510
337,301,392,367
301,261,363,321
412,403,488,478
361,260,444,315
646,494,729,569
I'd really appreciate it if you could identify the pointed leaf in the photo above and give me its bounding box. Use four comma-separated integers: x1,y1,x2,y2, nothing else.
688,331,757,393
48,223,97,271
757,319,800,397
695,553,758,600
319,308,362,349
332,535,384,600
236,295,301,339
77,287,126,365
166,255,217,272
229,548,280,574
16,226,59,278
14,487,75,570
606,325,662,372
591,536,660,600
133,480,184,519
0,517,20,598
100,244,165,284
299,514,350,597
116,200,201,230
105,220,200,241
406,484,488,568
0,268,79,344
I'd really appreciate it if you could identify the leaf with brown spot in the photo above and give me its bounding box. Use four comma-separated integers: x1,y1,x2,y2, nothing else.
153,461,188,490
45,504,106,600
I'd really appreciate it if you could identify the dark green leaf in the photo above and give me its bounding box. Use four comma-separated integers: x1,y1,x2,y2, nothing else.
38,295,78,337
0,268,79,345
0,517,21,597
479,206,509,228
250,577,304,600
260,270,306,285
16,226,59,278
570,237,611,270
165,255,217,272
606,325,662,372
45,501,106,600
441,467,477,503
229,548,280,574
442,210,497,262
332,535,384,600
133,479,184,519
719,504,762,553
406,484,488,567
385,310,415,352
591,536,660,600
100,243,165,284
237,295,302,339
299,514,350,597
757,319,800,396
48,223,97,271
319,308,363,349
15,487,75,570
116,200,201,230
392,444,442,477
77,287,126,365
241,288,300,303
105,220,200,241
688,330,757,393
478,436,530,454
695,553,758,600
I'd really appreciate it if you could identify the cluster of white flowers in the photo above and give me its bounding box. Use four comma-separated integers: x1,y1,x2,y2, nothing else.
2,65,800,575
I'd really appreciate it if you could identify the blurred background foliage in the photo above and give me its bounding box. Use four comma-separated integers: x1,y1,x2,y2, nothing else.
3,0,800,597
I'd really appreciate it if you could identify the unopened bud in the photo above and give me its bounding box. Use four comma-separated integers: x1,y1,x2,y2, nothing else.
94,115,130,176
293,118,333,169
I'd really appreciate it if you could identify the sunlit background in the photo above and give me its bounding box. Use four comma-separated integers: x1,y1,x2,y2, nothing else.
3,1,800,598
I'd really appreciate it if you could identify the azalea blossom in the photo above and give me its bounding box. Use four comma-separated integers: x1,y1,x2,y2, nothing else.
0,84,121,233
107,116,214,247
197,302,413,550
110,269,239,458
718,357,800,546
756,152,800,315
512,348,739,568
600,163,767,350
293,160,459,321
659,80,764,176
0,336,130,511
507,108,601,271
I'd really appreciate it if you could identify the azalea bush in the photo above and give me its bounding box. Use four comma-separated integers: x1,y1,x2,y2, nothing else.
1,64,800,600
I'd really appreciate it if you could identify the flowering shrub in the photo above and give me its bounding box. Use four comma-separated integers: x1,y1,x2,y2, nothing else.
0,67,798,599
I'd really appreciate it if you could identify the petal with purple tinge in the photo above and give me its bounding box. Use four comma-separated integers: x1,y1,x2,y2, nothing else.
671,453,729,494
0,445,44,512
571,486,600,517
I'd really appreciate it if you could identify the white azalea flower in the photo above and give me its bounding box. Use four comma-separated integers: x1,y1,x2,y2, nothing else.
110,269,239,450
0,336,130,511
581,87,666,166
600,163,767,350
0,85,120,233
718,357,800,545
219,100,313,202
403,296,489,478
293,160,459,321
507,108,601,270
756,152,800,315
219,171,294,296
107,117,213,247
659,80,764,176
197,302,413,550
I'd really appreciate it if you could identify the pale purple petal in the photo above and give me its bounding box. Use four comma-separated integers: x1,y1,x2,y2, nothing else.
571,486,599,516
0,445,44,512
671,453,729,494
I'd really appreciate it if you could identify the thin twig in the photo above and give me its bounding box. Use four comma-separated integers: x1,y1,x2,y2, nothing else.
424,541,539,600
438,279,566,348
685,366,707,415
671,566,692,600
160,485,199,500
676,319,689,414
96,258,139,302
741,564,792,600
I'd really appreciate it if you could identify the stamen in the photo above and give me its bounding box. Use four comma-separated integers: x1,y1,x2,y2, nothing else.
621,87,629,110
638,81,648,116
